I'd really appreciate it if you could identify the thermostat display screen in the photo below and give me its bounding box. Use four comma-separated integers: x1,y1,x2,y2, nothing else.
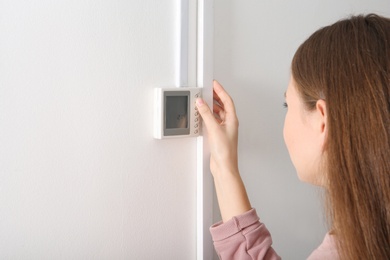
166,96,188,129
154,87,201,139
163,90,191,136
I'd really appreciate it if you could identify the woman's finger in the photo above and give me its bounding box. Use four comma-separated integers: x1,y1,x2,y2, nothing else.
213,103,226,122
213,81,237,118
196,98,218,131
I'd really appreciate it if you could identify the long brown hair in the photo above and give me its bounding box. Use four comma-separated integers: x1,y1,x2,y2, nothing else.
291,14,390,259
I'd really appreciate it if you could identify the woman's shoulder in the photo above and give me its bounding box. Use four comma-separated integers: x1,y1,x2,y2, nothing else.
307,232,339,260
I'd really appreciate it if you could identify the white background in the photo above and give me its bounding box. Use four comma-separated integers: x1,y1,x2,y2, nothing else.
214,0,389,259
0,1,197,259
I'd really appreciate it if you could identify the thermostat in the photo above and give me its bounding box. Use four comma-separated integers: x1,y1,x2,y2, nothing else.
154,87,201,139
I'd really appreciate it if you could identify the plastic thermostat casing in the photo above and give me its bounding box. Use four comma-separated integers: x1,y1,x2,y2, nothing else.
154,87,202,139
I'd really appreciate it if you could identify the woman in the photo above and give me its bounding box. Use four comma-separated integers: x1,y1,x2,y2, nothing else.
196,14,390,259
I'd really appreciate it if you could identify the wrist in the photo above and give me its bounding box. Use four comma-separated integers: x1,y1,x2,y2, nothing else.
212,167,240,182
210,157,239,178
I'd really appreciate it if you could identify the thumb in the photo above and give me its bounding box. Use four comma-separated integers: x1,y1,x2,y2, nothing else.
196,98,218,131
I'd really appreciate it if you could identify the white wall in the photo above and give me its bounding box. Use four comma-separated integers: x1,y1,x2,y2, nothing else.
0,1,198,259
214,0,390,259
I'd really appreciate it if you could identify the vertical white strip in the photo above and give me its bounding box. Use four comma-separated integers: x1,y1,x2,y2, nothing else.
187,0,197,88
196,0,214,259
178,0,214,258
177,0,197,88
176,0,189,87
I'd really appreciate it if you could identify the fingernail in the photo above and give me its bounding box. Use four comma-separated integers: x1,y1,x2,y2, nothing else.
196,98,204,106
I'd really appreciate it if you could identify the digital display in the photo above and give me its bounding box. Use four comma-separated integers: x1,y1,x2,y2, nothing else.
165,96,188,129
154,87,200,139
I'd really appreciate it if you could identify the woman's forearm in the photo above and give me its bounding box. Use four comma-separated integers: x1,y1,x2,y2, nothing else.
212,169,252,222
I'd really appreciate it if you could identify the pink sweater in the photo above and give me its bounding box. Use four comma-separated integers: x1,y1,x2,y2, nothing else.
210,209,338,259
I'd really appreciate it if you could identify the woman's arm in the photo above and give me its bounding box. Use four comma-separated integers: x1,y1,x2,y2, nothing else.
197,81,281,260
196,80,251,222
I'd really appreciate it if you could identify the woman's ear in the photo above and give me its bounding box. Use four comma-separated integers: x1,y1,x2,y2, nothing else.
315,99,327,150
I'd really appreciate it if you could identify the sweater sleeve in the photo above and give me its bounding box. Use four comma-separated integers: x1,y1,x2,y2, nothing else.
210,209,281,260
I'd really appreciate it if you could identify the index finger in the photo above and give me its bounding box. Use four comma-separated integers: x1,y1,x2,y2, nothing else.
213,80,237,116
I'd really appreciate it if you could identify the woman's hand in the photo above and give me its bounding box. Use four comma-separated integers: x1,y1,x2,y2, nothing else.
196,80,239,176
196,80,251,222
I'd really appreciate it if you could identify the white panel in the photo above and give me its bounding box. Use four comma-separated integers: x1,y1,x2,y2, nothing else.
0,1,197,259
